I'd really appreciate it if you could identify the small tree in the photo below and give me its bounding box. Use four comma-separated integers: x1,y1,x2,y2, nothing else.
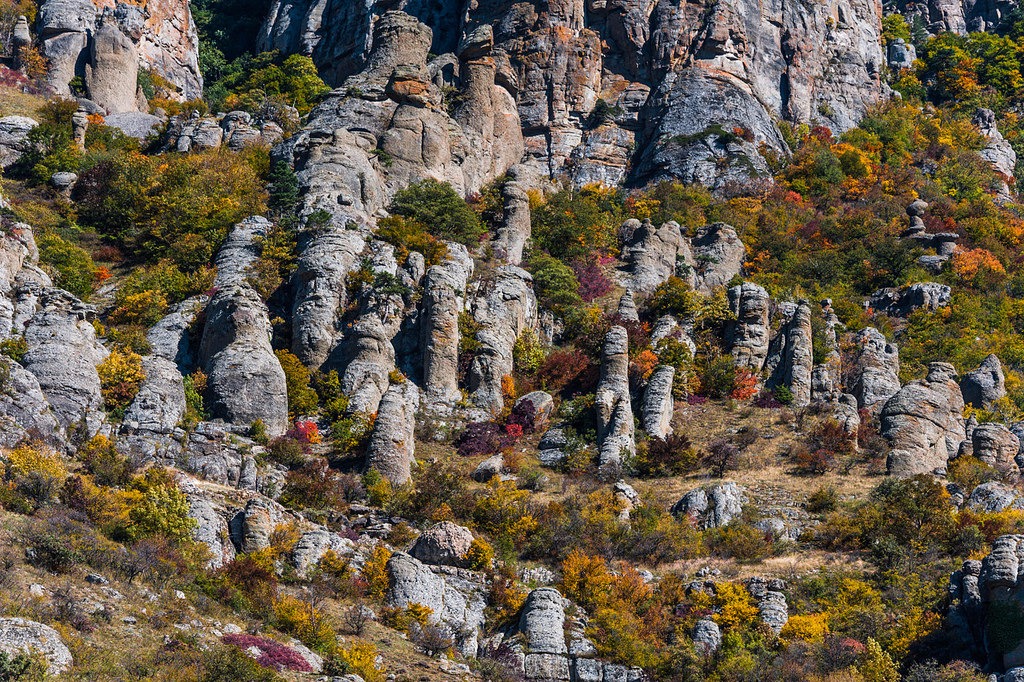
389,179,484,246
702,438,740,478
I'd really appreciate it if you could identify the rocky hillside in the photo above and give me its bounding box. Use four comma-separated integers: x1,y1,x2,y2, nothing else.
2,1,1024,681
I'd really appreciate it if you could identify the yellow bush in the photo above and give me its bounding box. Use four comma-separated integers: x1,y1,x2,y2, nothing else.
331,642,385,682
466,537,495,571
361,545,392,600
713,582,760,630
472,478,538,549
108,289,168,327
97,348,146,416
561,550,613,611
273,594,335,650
5,443,67,503
125,469,196,542
780,613,829,643
858,638,899,682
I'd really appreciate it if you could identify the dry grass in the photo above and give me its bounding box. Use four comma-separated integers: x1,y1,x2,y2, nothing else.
0,84,45,118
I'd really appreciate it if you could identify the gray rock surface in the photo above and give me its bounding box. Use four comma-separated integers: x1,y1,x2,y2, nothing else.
0,116,37,168
514,391,555,429
882,362,966,477
291,528,355,578
386,552,486,658
690,223,746,294
974,108,1016,202
493,169,532,266
641,365,675,440
85,21,139,114
693,619,721,655
727,282,771,371
619,219,687,294
765,300,813,407
846,327,901,412
968,482,1024,513
365,379,419,485
671,482,746,529
961,354,1007,409
519,588,567,655
971,423,1020,473
868,282,951,317
421,244,474,410
411,521,475,567
595,326,634,469
467,266,538,414
22,289,107,433
0,618,72,675
0,358,63,449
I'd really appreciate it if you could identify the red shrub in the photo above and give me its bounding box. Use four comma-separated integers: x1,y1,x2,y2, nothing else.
537,349,595,394
572,260,614,302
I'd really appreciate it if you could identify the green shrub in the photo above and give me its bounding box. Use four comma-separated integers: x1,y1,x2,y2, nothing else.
528,253,582,318
389,179,484,247
37,232,96,299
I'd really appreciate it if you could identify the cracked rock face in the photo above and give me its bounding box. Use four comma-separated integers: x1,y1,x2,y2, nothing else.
641,365,675,440
727,282,770,372
0,618,72,676
262,0,883,190
38,0,202,103
671,482,746,529
882,362,966,478
411,521,475,567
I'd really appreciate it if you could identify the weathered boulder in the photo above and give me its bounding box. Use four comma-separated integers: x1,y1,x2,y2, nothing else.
693,619,721,655
199,286,288,437
689,223,745,294
120,356,185,436
233,496,288,554
0,116,37,168
619,219,687,294
747,577,789,635
968,482,1024,513
0,618,72,675
410,521,475,567
847,327,901,412
595,326,634,469
538,428,569,467
492,169,531,266
199,218,288,437
974,108,1016,202
519,588,567,655
671,482,746,529
386,552,486,658
365,380,419,485
961,354,1006,409
641,365,675,439
765,300,813,407
85,21,140,114
514,391,555,429
22,289,107,433
971,423,1020,473
291,528,355,578
472,453,504,483
882,362,966,477
726,282,771,371
0,359,63,449
183,486,236,569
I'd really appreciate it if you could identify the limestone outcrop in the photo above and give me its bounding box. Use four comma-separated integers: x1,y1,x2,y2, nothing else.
846,327,901,412
882,362,966,478
727,282,771,372
765,300,813,407
365,380,420,485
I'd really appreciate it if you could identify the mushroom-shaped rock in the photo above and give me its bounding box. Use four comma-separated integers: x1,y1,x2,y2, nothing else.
410,521,475,567
961,354,1006,409
882,362,966,478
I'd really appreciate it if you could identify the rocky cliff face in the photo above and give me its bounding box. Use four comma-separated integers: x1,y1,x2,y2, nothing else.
37,0,202,107
263,0,885,191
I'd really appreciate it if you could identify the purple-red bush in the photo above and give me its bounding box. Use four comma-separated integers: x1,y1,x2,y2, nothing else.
506,399,537,434
457,422,505,458
222,634,313,672
572,259,614,302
